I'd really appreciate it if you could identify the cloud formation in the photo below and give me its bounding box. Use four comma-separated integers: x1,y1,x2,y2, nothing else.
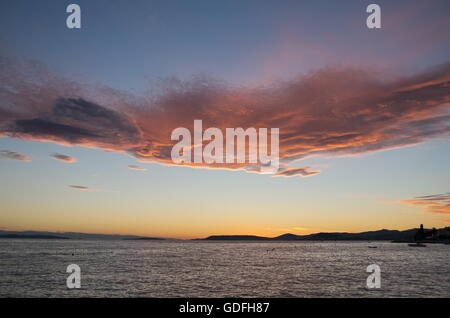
68,185,90,191
0,150,31,162
51,153,77,163
128,165,147,171
68,185,99,191
401,193,450,215
274,167,319,178
1,57,449,176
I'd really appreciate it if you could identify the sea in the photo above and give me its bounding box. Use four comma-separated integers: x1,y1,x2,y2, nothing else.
0,239,449,297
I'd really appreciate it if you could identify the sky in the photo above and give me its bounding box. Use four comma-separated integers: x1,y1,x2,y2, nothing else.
0,0,449,239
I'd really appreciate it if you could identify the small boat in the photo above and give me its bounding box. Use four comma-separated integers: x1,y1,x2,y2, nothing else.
408,243,427,247
368,246,378,248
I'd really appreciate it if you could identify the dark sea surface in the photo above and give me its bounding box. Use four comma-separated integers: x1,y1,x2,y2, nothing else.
0,239,449,297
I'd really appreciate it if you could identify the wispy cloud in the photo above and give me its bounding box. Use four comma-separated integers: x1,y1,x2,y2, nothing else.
438,218,450,224
400,193,450,215
128,165,147,171
274,167,319,178
51,153,77,163
1,57,449,176
68,185,92,191
67,185,105,192
0,150,31,162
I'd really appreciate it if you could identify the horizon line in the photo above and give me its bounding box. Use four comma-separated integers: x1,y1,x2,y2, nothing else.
1,225,442,241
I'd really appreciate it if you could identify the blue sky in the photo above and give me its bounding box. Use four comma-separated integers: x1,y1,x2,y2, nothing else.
2,0,449,89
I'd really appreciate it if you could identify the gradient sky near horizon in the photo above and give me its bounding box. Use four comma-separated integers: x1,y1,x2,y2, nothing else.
0,0,449,239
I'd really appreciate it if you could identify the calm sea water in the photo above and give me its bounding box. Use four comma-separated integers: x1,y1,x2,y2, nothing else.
0,239,449,297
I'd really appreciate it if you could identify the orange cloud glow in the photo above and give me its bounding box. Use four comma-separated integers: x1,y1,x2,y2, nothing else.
1,57,449,176
0,150,31,162
51,153,77,163
401,193,450,215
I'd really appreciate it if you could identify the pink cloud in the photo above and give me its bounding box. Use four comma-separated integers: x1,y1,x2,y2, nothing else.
274,167,320,178
0,57,449,176
0,150,31,162
51,153,77,163
400,193,450,215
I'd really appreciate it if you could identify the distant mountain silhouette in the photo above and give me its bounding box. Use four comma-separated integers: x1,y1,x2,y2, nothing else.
0,233,69,239
273,233,300,240
1,227,445,242
127,237,165,241
0,230,164,240
203,235,270,241
200,228,423,241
